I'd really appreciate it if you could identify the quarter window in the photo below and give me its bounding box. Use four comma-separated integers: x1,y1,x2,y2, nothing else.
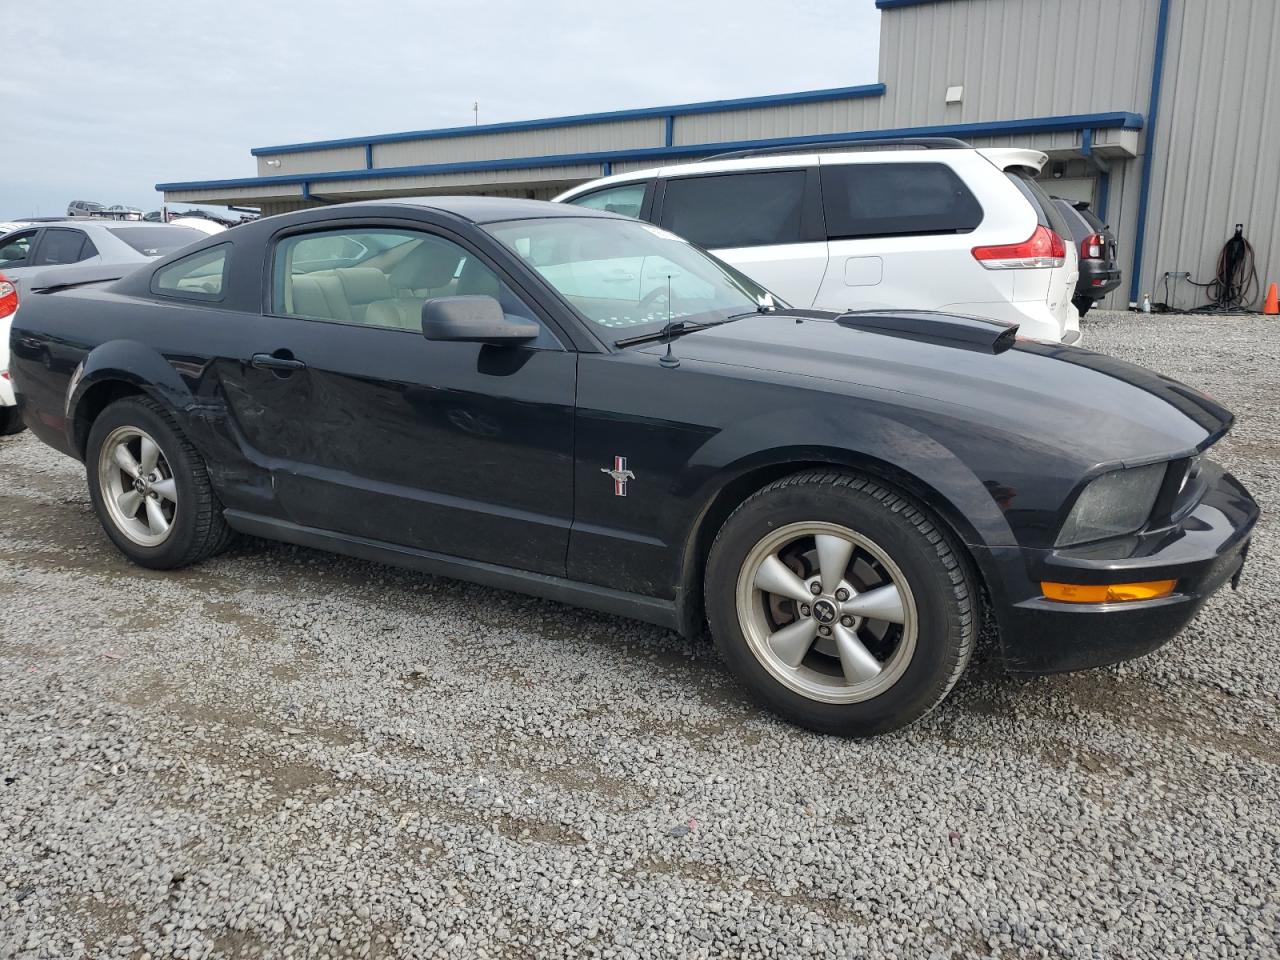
821,162,984,239
152,245,229,300
659,171,806,249
272,228,549,341
565,182,647,218
33,229,90,266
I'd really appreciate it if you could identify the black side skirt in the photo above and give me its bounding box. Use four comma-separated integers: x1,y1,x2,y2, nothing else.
222,510,680,632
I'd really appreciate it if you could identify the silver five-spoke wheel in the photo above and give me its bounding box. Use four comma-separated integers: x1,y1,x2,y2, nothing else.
735,521,917,704
97,425,178,547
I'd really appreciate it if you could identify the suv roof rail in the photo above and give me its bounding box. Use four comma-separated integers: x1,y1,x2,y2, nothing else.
701,136,974,162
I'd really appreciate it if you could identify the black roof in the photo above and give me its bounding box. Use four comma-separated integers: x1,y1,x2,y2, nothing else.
358,196,622,224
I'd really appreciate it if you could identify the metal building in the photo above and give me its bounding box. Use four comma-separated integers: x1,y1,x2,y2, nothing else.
158,0,1280,309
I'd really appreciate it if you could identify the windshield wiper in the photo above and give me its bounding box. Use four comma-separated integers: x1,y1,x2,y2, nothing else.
613,319,718,348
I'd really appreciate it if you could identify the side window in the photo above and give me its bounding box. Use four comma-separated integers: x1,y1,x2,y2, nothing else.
81,235,100,259
33,229,93,266
152,245,229,300
565,182,648,219
822,162,984,240
272,228,553,343
0,230,37,268
660,171,806,249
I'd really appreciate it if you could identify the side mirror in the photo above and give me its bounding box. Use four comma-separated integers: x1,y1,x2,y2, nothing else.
421,295,539,343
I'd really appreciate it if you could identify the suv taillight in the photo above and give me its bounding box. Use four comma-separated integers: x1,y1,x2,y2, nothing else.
972,225,1066,269
0,275,17,320
1080,233,1105,260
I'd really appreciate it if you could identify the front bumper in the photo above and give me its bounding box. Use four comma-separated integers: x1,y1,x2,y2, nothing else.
977,463,1258,675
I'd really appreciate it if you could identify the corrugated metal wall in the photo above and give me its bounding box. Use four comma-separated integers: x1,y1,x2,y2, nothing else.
1140,0,1280,309
876,0,1159,123
372,119,664,167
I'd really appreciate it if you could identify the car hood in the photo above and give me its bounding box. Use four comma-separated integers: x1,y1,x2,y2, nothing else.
640,310,1233,465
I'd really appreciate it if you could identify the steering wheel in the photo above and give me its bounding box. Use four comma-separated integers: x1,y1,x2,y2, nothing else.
638,286,672,318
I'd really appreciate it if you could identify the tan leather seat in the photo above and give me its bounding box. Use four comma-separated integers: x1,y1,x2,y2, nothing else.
288,267,394,325
389,238,465,298
365,298,423,331
291,273,347,321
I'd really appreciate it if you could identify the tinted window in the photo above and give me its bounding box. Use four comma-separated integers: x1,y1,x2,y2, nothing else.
0,231,36,268
660,171,805,249
107,226,204,257
822,162,983,240
273,228,547,340
1076,206,1107,233
1050,200,1091,242
1007,173,1073,240
33,229,90,266
566,182,647,219
152,245,228,300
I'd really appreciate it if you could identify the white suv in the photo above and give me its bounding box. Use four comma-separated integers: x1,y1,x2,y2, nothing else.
554,139,1080,343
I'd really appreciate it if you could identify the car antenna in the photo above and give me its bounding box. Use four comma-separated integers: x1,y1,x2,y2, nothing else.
659,274,680,368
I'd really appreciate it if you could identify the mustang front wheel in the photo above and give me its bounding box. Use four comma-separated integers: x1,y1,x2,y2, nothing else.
706,471,977,736
86,396,233,569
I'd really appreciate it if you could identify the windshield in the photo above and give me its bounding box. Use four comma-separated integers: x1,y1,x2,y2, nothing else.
107,226,205,257
485,216,775,336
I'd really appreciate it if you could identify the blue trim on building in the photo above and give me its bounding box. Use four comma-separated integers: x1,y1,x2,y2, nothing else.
875,0,954,8
248,84,887,156
158,111,1143,194
301,183,311,200
1081,127,1093,157
601,161,612,176
664,115,675,147
1128,0,1172,304
364,143,374,170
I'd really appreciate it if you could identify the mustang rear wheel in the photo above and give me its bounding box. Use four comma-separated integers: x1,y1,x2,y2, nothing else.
86,396,233,569
705,471,976,736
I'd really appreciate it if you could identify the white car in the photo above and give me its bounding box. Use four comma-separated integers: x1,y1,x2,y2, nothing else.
554,139,1080,343
0,273,21,434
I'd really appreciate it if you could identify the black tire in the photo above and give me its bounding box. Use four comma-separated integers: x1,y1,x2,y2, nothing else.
85,395,234,569
704,470,977,737
0,406,25,436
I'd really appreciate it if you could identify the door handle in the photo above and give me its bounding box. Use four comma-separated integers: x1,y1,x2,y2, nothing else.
250,352,306,371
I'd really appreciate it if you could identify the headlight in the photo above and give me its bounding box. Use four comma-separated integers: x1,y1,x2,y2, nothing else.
1056,462,1167,547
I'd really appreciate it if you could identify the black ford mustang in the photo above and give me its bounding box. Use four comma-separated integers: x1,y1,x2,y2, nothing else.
8,198,1258,736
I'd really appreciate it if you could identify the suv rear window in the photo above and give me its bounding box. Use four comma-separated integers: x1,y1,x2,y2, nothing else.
1076,206,1106,233
659,171,805,249
1006,173,1073,240
821,162,983,240
109,226,205,257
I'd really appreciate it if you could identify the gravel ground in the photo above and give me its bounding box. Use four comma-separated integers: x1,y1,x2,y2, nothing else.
1,310,1277,960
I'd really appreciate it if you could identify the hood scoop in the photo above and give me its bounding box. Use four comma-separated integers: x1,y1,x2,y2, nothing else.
835,310,1019,354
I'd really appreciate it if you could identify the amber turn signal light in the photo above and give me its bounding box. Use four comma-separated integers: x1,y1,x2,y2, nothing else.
1041,580,1177,603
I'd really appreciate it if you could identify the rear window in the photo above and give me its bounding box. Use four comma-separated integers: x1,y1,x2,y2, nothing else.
109,226,205,257
821,162,983,240
1076,206,1106,233
152,244,229,301
1006,173,1073,240
659,170,805,249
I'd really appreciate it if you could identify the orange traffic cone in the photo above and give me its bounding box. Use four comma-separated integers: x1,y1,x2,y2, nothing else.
1265,282,1279,315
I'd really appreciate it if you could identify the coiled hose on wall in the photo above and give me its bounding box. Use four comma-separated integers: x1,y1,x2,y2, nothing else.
1190,225,1259,311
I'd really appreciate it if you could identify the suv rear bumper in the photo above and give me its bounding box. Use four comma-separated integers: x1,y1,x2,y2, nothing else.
975,464,1258,675
1076,261,1123,300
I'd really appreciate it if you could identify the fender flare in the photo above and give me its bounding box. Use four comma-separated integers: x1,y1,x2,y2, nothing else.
65,339,196,457
669,408,1019,635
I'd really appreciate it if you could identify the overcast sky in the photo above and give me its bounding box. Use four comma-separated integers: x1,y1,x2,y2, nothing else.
4,1,881,218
